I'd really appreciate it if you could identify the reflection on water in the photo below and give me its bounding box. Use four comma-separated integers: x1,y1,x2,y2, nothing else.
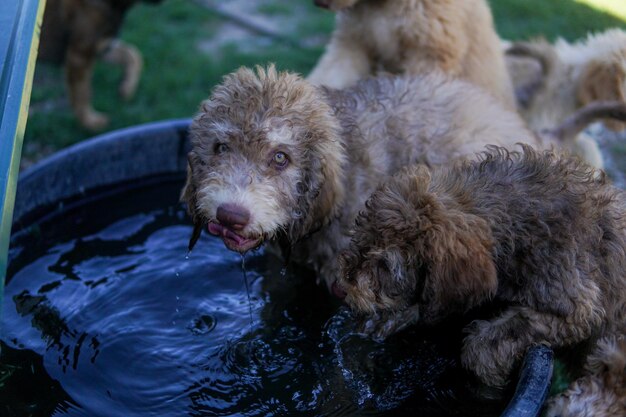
2,183,506,417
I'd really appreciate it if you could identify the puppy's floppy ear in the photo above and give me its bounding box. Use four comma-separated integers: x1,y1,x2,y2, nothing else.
419,208,497,322
577,60,626,131
363,165,432,239
181,152,204,250
180,152,198,214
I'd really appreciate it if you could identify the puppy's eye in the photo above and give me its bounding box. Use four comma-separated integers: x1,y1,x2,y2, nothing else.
272,151,289,168
214,143,229,155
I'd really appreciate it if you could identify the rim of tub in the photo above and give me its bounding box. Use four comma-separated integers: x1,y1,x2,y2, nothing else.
10,119,554,417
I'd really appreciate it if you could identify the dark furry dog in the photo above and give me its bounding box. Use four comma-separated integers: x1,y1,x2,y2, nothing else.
336,146,626,413
39,0,163,130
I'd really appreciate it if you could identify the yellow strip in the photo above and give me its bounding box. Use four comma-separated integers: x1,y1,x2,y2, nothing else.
575,0,626,21
0,0,47,286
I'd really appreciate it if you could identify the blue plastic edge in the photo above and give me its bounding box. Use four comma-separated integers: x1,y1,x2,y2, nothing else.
0,0,46,333
500,345,554,417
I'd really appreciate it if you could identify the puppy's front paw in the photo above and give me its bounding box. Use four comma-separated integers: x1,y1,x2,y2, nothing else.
358,308,419,341
461,320,518,388
78,109,109,131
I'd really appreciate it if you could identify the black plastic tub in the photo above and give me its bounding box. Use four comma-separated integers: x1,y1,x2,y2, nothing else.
3,120,553,417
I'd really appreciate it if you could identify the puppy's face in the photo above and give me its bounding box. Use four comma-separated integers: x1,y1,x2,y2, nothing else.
313,0,360,11
182,66,345,253
336,166,498,322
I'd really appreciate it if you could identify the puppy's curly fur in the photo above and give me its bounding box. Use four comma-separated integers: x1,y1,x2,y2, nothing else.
308,0,516,108
505,29,626,168
546,336,626,417
181,65,539,288
337,145,626,403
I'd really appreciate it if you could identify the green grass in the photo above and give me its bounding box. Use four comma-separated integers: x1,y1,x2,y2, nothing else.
256,3,292,16
489,0,625,41
23,0,329,162
23,0,626,162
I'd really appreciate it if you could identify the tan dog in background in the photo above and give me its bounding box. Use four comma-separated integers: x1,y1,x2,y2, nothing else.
308,0,516,108
39,0,163,130
505,29,626,168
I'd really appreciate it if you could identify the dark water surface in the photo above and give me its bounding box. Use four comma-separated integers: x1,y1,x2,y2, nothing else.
2,181,507,417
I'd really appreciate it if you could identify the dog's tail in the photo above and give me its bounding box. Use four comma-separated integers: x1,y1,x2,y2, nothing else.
545,101,626,143
584,334,626,379
545,335,626,417
505,40,559,108
505,40,558,79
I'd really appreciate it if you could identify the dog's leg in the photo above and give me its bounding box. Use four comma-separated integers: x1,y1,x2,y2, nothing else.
101,39,143,100
66,46,109,131
359,305,420,341
462,304,603,388
307,36,370,89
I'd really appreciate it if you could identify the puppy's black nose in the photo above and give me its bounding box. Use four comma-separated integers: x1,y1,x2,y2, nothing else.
216,204,250,231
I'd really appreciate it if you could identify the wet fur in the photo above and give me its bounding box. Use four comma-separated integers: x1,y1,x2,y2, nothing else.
39,0,162,130
308,0,516,108
337,146,626,408
181,65,539,289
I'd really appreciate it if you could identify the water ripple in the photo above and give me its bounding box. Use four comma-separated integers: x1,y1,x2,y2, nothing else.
3,188,507,417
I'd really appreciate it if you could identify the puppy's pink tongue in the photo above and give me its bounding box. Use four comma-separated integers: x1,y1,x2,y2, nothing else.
207,223,247,245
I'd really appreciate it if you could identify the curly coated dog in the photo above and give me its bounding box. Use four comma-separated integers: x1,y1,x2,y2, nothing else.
335,146,626,413
504,29,626,168
39,0,163,130
308,0,516,108
181,65,540,289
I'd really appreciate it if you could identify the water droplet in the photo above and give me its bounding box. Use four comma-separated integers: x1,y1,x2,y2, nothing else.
176,296,180,301
280,267,287,277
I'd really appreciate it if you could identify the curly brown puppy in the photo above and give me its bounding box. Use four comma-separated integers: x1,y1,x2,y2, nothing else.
546,335,626,417
504,29,626,168
181,65,539,289
39,0,163,130
308,0,516,108
336,145,626,395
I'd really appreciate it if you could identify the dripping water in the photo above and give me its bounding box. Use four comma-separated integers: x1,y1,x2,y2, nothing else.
240,254,254,326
